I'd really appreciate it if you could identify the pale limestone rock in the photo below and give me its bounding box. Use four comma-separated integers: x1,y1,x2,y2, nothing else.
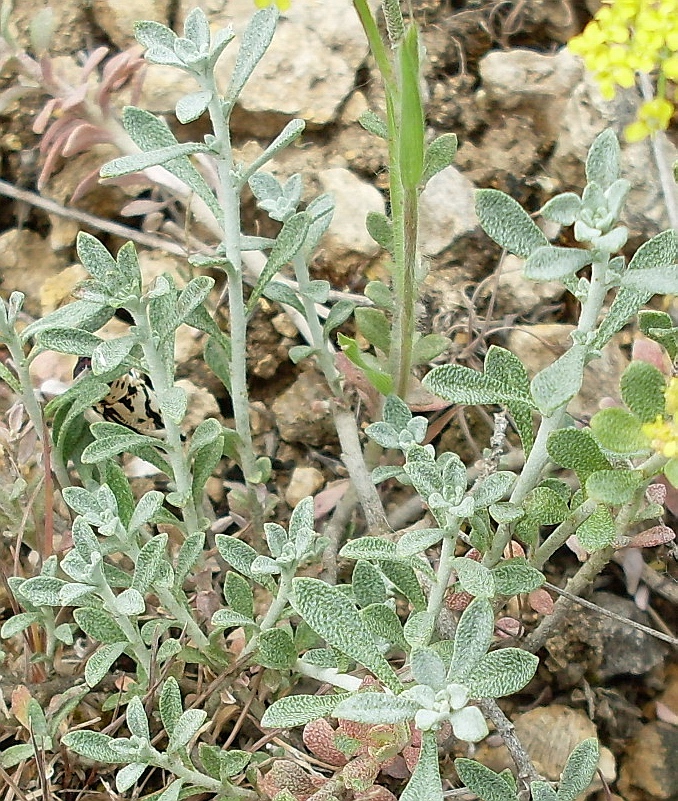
479,48,583,142
488,254,565,317
419,166,478,256
272,368,335,446
285,466,324,508
176,0,375,132
317,166,385,272
175,378,221,431
91,0,172,48
0,229,67,316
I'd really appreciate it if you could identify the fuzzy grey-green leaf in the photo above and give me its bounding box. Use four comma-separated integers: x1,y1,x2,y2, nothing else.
261,693,348,728
476,189,549,258
467,648,539,698
291,578,401,692
455,759,519,801
557,738,600,801
450,598,494,681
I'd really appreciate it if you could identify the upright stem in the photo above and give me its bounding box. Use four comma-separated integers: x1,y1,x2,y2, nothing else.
97,576,152,678
638,73,678,230
240,565,294,659
333,405,390,534
290,253,389,533
202,79,260,517
531,498,598,570
5,336,70,490
426,524,459,631
129,302,200,536
396,186,419,398
486,257,612,566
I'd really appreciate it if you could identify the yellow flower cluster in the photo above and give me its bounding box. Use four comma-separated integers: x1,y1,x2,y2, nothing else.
642,376,678,457
568,0,678,141
254,0,291,9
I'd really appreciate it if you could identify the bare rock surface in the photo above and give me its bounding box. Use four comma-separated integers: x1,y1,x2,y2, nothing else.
285,466,325,508
419,166,478,256
479,48,583,142
544,591,668,685
91,0,172,49
316,167,385,282
484,255,565,317
176,0,376,134
619,721,678,799
272,368,336,447
0,229,67,317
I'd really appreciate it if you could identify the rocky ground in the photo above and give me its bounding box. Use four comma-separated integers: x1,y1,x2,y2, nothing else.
0,0,676,799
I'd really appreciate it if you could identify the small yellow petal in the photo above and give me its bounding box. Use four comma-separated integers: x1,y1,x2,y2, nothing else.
624,120,650,142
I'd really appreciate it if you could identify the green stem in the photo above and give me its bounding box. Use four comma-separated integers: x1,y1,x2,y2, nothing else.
128,301,200,536
396,186,418,398
290,253,389,532
352,0,396,90
487,256,612,567
240,565,295,659
291,254,343,397
96,577,152,678
332,403,391,534
530,498,598,570
426,523,459,633
5,336,70,489
42,609,57,660
150,749,224,793
202,77,261,532
124,534,209,650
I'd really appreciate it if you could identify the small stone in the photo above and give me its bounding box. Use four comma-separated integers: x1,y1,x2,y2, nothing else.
472,704,615,794
175,379,221,432
544,591,668,684
0,230,67,317
285,466,324,507
271,312,298,339
40,264,88,314
319,167,384,257
480,48,582,117
339,91,369,125
272,369,336,447
184,0,376,132
486,254,564,316
205,476,225,504
619,721,678,799
91,0,172,48
419,166,478,255
138,64,197,115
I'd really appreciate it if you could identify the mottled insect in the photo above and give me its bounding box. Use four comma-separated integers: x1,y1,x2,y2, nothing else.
73,356,165,437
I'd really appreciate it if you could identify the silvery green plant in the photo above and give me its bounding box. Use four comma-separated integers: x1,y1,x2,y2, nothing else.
36,232,223,538
0,3,673,798
93,5,399,535
248,129,676,800
62,680,256,799
97,6,312,519
8,480,220,687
